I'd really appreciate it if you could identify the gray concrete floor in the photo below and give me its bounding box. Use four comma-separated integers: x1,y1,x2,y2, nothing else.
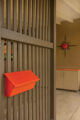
56,90,80,120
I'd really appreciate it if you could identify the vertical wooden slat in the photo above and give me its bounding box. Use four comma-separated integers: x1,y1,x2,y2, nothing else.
1,40,5,120
53,0,56,119
13,42,19,120
39,0,43,119
45,0,48,41
28,0,32,120
13,0,19,120
43,48,46,120
39,0,42,40
28,45,32,120
36,0,39,38
7,0,13,120
45,48,48,120
47,0,50,119
36,47,40,120
42,0,46,41
24,0,28,35
28,0,32,36
23,44,28,120
39,48,43,120
32,0,36,120
18,0,24,120
32,46,36,120
36,0,40,120
7,41,13,120
24,0,28,120
0,1,7,120
32,0,36,37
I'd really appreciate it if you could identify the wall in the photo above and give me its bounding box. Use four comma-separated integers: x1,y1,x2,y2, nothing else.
56,19,80,69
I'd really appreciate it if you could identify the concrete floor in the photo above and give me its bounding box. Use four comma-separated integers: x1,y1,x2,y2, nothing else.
56,90,80,120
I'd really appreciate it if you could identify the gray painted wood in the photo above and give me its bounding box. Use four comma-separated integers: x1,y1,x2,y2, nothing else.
32,0,36,120
0,0,56,120
1,28,53,49
7,42,13,120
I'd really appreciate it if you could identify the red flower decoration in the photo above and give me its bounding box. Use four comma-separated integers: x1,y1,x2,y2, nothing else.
62,43,68,49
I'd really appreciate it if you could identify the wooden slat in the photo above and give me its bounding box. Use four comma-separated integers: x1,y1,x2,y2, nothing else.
1,28,53,49
36,0,39,38
24,0,28,35
24,0,28,119
7,41,13,120
36,0,40,119
39,0,43,119
32,46,36,120
32,0,36,37
1,40,6,120
39,0,42,40
42,0,46,40
45,0,48,41
7,0,13,119
23,44,28,120
32,0,36,120
45,48,48,120
40,48,43,120
53,0,56,119
36,47,40,120
13,42,19,120
28,0,32,120
18,0,24,120
42,48,46,120
47,0,50,120
28,45,32,120
13,0,19,120
28,0,32,36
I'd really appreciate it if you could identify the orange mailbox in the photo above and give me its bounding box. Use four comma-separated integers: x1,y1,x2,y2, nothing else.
4,70,40,97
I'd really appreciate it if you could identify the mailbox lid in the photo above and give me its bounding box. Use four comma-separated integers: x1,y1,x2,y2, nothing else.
4,70,40,87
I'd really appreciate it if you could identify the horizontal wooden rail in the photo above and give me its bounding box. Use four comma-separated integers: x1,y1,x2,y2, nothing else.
1,28,53,49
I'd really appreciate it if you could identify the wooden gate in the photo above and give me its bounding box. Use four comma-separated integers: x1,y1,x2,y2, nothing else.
0,0,56,120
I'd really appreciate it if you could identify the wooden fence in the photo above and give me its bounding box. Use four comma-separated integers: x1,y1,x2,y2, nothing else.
0,0,56,120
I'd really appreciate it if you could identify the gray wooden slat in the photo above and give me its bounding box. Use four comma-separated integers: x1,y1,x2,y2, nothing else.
1,40,6,120
46,48,48,120
28,0,32,119
24,0,28,35
43,48,46,120
28,45,32,120
13,42,19,120
36,0,40,119
47,0,50,119
36,47,39,120
45,0,48,41
32,46,36,120
18,0,24,120
7,41,13,120
24,0,28,119
53,0,56,119
39,0,43,119
0,1,7,120
32,0,36,120
7,0,14,119
28,0,32,36
36,0,39,38
32,0,36,37
39,0,42,40
14,0,17,31
18,43,24,120
13,0,19,120
40,48,43,120
23,44,28,120
42,0,46,41
1,28,53,49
